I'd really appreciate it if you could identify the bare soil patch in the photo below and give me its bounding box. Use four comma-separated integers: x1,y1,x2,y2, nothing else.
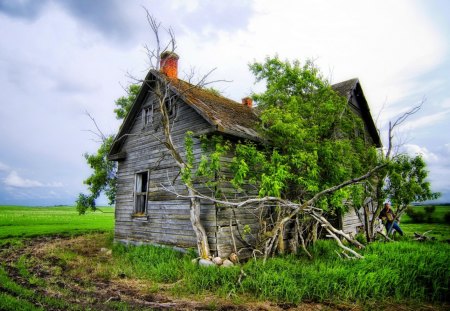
1,234,443,311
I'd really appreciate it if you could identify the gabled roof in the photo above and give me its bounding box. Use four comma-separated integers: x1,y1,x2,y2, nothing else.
164,73,261,140
332,78,381,147
109,73,381,159
331,78,359,98
109,70,260,158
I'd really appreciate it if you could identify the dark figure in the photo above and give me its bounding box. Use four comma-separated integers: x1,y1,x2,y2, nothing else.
379,202,404,236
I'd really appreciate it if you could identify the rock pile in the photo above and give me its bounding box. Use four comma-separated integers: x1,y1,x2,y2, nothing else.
192,252,239,268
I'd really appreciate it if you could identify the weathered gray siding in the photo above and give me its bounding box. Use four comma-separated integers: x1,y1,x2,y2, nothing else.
341,199,378,235
214,149,261,258
114,95,218,251
341,207,364,235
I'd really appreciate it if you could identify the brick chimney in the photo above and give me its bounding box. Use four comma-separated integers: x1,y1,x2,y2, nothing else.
160,51,179,79
242,97,253,108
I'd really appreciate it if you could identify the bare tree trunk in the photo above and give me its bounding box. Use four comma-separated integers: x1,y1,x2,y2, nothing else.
153,80,211,258
189,191,210,258
363,202,372,242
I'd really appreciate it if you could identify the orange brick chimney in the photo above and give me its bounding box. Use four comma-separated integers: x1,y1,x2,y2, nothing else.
160,51,179,79
242,97,253,108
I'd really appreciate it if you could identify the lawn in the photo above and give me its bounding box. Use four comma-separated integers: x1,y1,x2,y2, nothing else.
0,205,114,239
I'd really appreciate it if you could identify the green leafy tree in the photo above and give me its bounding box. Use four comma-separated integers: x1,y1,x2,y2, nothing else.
190,57,438,256
76,84,140,214
231,57,377,212
114,84,140,119
385,154,439,220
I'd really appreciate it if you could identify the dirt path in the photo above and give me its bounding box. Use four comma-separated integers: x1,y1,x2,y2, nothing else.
0,235,340,311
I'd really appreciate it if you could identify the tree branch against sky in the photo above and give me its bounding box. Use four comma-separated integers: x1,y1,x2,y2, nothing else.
0,1,449,205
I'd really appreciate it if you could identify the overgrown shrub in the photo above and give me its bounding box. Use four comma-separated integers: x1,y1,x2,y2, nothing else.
444,212,450,224
405,207,426,223
424,205,435,222
355,233,367,245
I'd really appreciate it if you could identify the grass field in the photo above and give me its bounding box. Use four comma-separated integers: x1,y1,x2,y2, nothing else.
0,205,449,310
402,205,450,224
0,205,114,241
400,205,450,241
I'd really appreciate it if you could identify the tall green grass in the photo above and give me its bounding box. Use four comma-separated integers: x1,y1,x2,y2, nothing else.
0,205,114,239
114,239,450,304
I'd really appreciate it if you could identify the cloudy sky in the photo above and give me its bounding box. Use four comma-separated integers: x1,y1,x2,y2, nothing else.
0,0,449,206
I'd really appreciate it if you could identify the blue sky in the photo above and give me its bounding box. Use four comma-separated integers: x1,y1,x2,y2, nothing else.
0,0,449,205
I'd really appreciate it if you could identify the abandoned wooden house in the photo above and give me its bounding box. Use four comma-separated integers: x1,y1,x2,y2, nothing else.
108,52,381,257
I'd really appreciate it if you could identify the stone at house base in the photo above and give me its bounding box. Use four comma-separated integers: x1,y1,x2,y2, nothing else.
221,259,234,268
199,259,215,267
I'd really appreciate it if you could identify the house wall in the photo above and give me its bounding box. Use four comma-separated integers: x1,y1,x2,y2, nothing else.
114,94,219,251
341,207,364,235
214,149,262,258
341,199,378,236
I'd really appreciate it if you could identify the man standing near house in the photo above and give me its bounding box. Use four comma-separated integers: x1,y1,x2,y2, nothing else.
379,202,404,236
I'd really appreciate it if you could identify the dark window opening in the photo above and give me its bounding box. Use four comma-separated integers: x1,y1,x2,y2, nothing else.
165,99,177,119
134,171,148,216
143,106,153,126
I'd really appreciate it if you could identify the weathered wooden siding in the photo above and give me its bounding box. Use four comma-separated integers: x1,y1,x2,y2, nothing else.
114,93,219,251
341,207,364,235
215,149,261,258
341,199,378,235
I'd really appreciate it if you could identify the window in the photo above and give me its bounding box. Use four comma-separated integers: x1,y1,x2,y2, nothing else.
134,171,148,216
165,99,177,119
142,99,178,129
143,106,153,126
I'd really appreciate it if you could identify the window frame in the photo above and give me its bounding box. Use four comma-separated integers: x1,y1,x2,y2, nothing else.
133,170,149,217
142,104,153,127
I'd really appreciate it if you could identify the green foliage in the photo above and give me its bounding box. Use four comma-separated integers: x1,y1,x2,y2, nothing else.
405,206,427,223
445,212,450,224
403,205,450,226
112,239,449,304
405,205,436,223
79,84,139,212
75,193,96,215
182,131,195,187
386,155,440,209
78,135,116,214
195,135,231,192
113,84,140,120
229,56,378,210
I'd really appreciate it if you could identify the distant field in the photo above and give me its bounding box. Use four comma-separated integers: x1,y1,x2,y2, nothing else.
400,205,450,241
0,205,114,239
402,205,450,223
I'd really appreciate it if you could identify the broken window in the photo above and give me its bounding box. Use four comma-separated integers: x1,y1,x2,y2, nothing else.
134,171,148,216
143,106,153,126
165,98,177,119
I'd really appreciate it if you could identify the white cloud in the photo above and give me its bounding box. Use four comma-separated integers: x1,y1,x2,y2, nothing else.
4,171,44,188
3,171,63,188
1,0,449,204
402,144,439,163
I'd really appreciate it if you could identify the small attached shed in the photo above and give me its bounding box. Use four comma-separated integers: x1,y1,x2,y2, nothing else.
108,53,381,256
